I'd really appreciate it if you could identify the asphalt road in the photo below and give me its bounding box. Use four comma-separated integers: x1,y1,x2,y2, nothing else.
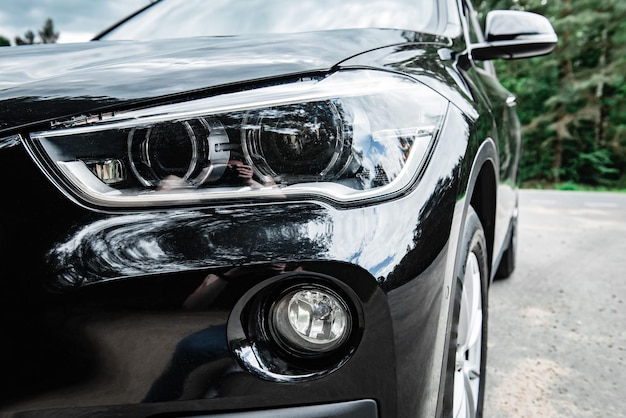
484,190,626,418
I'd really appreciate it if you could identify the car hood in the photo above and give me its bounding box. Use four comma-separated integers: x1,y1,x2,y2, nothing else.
0,29,448,134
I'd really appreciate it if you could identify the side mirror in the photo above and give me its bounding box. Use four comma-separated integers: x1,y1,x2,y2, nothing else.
471,10,557,61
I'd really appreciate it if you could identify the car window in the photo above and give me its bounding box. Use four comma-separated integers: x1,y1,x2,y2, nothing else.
464,1,484,44
100,0,442,40
463,0,495,74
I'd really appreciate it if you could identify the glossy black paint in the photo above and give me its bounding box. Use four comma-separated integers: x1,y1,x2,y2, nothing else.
0,30,448,134
0,112,464,417
0,1,552,416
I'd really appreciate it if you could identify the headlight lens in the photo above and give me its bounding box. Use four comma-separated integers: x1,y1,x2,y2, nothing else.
242,101,347,180
27,70,448,207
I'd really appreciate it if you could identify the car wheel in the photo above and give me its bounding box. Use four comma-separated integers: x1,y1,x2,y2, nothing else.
449,207,488,418
495,217,516,279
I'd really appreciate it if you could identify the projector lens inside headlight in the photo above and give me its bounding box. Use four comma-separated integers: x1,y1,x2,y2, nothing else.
242,101,349,180
128,117,231,187
270,286,351,354
27,70,448,207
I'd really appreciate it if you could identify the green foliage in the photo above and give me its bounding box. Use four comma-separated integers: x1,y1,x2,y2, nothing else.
38,18,59,44
0,36,10,47
15,30,35,45
478,0,626,188
15,19,59,45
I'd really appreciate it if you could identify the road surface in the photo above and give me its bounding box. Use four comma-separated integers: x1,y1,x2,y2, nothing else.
484,190,626,417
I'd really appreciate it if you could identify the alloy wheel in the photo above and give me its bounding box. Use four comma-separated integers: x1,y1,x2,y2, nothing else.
453,251,483,418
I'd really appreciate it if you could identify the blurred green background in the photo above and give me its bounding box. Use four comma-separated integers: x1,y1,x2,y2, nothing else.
477,0,626,190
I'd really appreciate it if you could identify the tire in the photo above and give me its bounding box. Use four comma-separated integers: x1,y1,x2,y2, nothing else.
495,217,517,280
444,206,489,418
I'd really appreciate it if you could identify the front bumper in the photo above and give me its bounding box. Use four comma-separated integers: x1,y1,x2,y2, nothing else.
7,400,377,418
185,400,378,418
0,107,463,416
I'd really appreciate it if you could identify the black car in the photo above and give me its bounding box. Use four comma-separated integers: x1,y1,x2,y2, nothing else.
0,1,555,417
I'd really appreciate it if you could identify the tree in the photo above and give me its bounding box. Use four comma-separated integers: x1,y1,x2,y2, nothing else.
0,36,10,47
477,0,626,187
15,30,35,45
14,19,59,45
39,18,59,44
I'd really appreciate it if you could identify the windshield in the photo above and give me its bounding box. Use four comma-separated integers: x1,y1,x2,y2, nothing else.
100,0,443,40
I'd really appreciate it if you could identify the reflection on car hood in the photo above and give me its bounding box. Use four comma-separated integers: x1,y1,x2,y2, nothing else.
0,29,448,134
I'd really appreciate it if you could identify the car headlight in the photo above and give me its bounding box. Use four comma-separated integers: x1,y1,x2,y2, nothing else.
26,70,448,208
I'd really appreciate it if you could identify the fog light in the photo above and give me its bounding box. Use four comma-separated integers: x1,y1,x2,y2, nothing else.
270,286,351,354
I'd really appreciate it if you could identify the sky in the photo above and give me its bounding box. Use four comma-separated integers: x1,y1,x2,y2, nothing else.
0,0,153,44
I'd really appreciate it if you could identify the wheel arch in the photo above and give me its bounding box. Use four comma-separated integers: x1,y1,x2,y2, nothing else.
465,138,498,280
438,135,497,417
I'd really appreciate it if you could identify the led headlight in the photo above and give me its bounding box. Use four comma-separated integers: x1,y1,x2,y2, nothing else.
270,286,351,354
26,70,448,208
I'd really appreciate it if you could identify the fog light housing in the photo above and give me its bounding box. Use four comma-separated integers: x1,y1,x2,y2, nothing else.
228,272,364,381
270,285,351,355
